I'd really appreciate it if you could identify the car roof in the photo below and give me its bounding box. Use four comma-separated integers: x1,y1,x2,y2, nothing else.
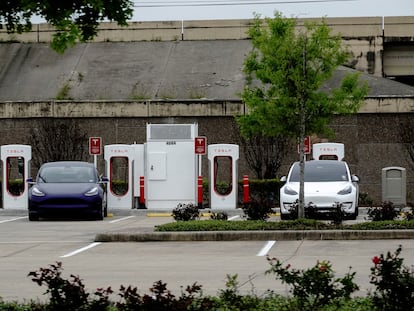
40,161,95,168
307,160,346,167
293,160,347,167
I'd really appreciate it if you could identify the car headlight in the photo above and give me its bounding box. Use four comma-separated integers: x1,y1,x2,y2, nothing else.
31,186,45,197
337,185,352,195
85,187,99,196
283,186,298,195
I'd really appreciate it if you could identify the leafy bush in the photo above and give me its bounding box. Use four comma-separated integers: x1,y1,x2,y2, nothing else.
367,201,401,221
200,178,281,209
116,280,209,311
110,180,128,196
209,211,228,220
172,203,200,221
215,274,262,310
348,219,414,230
240,179,280,207
6,179,24,196
402,203,414,221
242,199,273,220
330,203,345,225
266,257,358,310
359,192,374,207
156,219,290,232
0,257,405,310
28,261,113,311
155,218,414,232
369,245,414,311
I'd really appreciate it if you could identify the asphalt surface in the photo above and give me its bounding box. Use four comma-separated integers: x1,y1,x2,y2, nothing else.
2,207,414,242
1,208,414,302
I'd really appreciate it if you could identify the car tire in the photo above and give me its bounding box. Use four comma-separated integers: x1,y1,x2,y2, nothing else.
348,206,358,220
28,212,39,221
280,212,290,220
95,206,104,221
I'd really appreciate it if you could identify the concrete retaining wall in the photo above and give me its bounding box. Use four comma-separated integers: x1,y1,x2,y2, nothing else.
0,98,413,204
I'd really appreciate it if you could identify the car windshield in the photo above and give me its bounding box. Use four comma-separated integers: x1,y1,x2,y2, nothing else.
38,166,97,183
289,161,349,182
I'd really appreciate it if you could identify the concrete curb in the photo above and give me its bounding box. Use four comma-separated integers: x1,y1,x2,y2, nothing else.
94,229,414,242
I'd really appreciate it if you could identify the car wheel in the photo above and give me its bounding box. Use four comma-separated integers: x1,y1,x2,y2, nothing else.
347,207,358,220
96,206,104,221
28,212,39,221
280,212,290,220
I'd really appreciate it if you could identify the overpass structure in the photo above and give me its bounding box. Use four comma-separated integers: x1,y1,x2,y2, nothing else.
0,17,414,203
1,16,414,85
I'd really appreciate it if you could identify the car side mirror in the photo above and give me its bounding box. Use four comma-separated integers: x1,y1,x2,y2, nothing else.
26,177,35,185
280,176,287,183
351,175,359,183
100,176,109,183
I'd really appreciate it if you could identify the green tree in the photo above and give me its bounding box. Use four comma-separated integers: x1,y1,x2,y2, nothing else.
238,12,368,217
0,0,133,53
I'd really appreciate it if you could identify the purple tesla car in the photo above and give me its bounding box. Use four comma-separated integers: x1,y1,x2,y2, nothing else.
27,161,108,221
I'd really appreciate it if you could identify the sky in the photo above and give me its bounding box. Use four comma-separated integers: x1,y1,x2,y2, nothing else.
130,0,414,21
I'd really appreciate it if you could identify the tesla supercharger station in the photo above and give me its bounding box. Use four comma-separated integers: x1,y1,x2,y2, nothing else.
208,144,239,209
145,123,198,210
104,144,134,209
312,143,345,161
1,144,32,209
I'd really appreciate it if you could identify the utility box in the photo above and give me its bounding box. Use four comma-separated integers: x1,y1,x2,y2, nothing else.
382,167,406,206
145,123,198,210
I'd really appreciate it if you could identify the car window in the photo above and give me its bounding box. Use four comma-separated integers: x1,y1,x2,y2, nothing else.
289,162,349,182
38,166,97,183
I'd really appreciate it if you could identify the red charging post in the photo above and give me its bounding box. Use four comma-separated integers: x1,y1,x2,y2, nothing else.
139,176,145,208
197,176,203,208
243,175,249,204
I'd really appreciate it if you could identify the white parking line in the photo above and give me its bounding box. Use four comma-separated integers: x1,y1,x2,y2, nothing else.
60,242,102,258
256,240,276,257
0,216,28,224
109,216,135,224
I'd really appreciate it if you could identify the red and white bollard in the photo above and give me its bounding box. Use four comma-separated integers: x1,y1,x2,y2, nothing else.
243,175,249,204
197,176,203,209
139,176,145,208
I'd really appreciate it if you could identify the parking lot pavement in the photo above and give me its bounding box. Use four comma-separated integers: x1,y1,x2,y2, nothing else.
1,211,414,303
4,207,414,243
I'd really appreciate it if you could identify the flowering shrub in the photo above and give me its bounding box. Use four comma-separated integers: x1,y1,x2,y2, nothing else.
367,201,400,221
172,203,200,221
369,245,414,311
402,204,414,221
265,257,358,310
28,261,113,311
